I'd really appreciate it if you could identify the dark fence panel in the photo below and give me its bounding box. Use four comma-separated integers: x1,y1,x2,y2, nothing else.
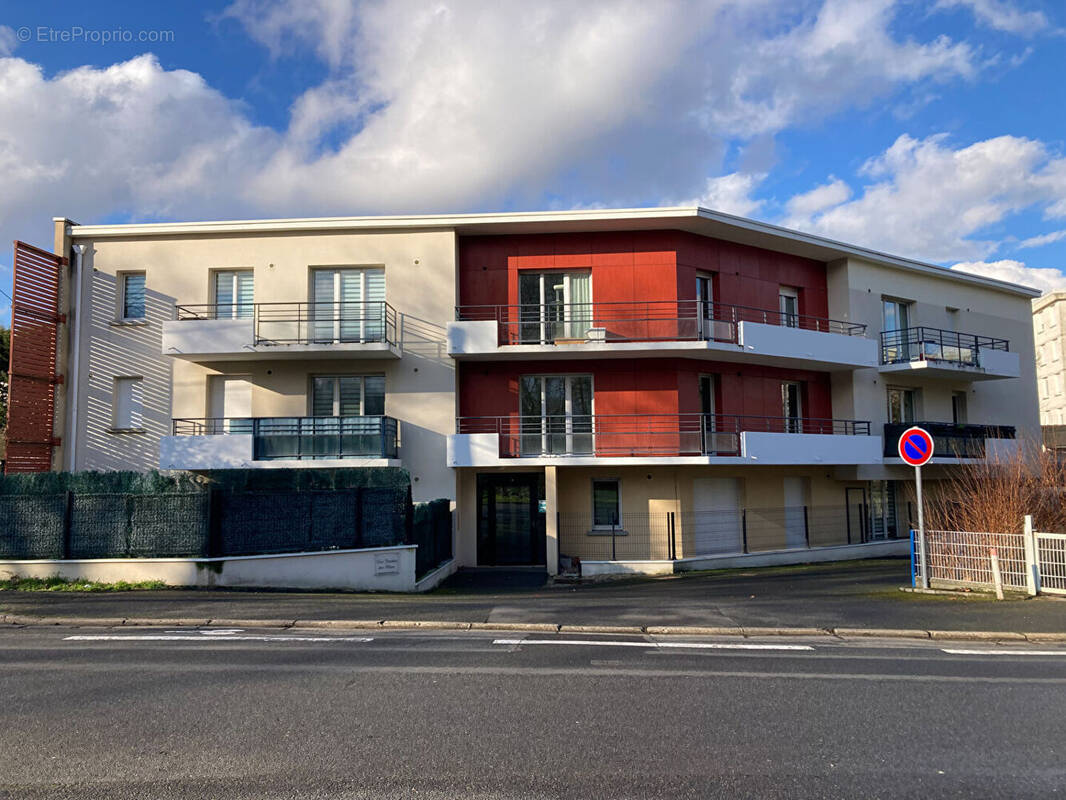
412,499,453,578
558,513,674,562
362,487,409,548
0,494,66,558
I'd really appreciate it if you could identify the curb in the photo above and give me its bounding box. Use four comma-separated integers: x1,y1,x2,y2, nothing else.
3,614,1065,642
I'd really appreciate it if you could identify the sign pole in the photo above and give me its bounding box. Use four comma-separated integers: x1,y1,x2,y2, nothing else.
915,464,928,589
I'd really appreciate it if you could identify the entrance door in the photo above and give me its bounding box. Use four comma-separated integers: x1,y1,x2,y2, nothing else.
208,375,252,433
691,477,742,555
477,474,546,566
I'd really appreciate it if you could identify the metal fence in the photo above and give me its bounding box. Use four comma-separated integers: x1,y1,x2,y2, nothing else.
913,529,1030,592
173,301,398,347
880,326,1008,366
557,504,878,565
0,487,410,560
412,499,453,578
1035,532,1066,595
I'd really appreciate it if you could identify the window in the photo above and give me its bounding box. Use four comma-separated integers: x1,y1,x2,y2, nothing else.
882,298,911,331
311,267,386,343
519,374,592,455
310,375,385,417
112,377,144,430
592,479,620,528
781,381,803,433
952,391,968,425
1041,378,1050,399
779,286,800,328
121,273,146,320
518,272,592,343
887,387,916,423
214,270,254,319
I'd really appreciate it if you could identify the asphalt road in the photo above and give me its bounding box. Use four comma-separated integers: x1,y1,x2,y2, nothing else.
5,560,1066,632
2,626,1066,799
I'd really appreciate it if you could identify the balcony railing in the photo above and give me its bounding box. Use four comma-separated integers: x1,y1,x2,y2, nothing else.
172,415,399,460
880,327,1008,367
882,422,1016,459
174,301,398,347
456,301,865,346
457,413,871,458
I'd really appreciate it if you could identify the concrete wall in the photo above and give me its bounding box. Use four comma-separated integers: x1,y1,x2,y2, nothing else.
66,229,456,502
0,545,428,592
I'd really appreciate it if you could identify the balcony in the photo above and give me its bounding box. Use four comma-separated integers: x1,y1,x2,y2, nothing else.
882,422,1017,461
448,301,876,370
879,327,1018,380
448,413,881,467
161,302,401,361
159,415,400,470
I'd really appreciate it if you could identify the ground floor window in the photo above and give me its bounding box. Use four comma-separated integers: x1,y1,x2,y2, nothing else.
592,478,620,527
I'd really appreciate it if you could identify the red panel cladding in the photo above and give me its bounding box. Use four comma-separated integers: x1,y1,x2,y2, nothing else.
458,230,828,317
6,241,66,473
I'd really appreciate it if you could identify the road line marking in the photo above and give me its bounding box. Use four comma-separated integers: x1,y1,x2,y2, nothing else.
942,648,1066,656
492,638,814,651
63,635,374,643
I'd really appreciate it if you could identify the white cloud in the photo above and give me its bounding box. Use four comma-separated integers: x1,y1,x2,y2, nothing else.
686,172,767,217
782,133,1066,262
1018,229,1066,249
783,178,852,225
0,25,18,57
936,0,1049,36
951,259,1066,292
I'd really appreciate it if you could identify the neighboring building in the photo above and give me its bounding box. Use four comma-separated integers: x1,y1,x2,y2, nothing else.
1033,290,1066,427
6,208,1041,574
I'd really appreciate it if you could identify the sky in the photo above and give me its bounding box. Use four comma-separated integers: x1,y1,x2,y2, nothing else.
1,0,1065,321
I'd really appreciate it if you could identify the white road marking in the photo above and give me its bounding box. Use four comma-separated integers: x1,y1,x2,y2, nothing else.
493,638,814,651
64,635,373,643
942,648,1066,656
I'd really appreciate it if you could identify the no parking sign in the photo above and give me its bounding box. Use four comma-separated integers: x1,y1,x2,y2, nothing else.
898,426,934,588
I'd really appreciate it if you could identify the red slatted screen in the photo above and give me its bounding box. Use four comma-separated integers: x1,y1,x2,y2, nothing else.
6,241,66,473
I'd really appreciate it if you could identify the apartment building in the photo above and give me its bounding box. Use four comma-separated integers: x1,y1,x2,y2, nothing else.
7,208,1040,574
1033,290,1066,426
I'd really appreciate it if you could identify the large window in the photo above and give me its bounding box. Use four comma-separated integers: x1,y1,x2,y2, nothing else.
782,381,803,433
311,375,385,417
112,377,144,430
887,387,917,423
779,286,800,328
519,374,592,455
518,272,591,343
592,479,621,528
311,268,385,343
121,273,146,320
214,270,254,319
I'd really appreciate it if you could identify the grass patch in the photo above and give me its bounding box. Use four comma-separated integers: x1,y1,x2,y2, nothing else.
0,575,167,592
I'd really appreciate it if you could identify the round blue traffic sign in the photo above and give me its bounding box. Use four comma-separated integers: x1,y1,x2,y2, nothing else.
898,426,934,466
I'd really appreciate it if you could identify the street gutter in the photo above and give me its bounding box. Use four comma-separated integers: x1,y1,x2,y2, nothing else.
2,614,1064,641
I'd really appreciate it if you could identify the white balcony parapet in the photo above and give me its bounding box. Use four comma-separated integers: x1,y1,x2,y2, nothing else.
160,435,400,470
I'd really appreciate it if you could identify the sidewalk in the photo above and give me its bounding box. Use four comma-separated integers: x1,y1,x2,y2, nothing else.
3,558,1065,635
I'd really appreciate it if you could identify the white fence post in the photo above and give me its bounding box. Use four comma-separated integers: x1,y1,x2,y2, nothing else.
1023,514,1039,596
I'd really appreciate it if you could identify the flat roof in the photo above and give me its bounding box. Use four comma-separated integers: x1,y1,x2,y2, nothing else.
65,206,1041,297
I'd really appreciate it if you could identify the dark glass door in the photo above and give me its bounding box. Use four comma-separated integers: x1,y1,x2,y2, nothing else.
477,474,546,566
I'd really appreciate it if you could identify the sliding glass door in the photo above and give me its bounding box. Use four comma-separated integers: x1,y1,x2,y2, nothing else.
311,268,385,343
518,272,591,343
520,375,593,455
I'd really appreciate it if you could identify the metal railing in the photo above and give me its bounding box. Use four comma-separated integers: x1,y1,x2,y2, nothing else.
914,529,1029,591
172,415,399,460
456,300,865,346
883,422,1015,459
174,301,398,347
458,413,871,458
556,503,878,565
880,326,1008,366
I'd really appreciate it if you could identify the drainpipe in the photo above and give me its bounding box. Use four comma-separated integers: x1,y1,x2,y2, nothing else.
66,244,86,472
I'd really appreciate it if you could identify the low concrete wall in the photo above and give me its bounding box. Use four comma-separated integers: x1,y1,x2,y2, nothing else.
0,545,427,592
414,558,459,592
580,539,909,577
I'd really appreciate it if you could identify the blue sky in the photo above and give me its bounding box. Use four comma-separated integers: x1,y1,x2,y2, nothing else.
1,0,1065,319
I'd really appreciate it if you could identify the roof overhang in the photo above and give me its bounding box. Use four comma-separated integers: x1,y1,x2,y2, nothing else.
67,206,1041,298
